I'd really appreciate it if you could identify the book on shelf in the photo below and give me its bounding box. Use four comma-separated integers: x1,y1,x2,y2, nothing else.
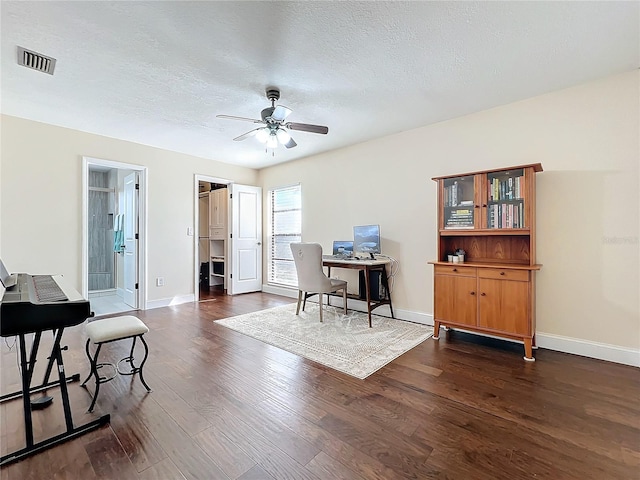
489,174,524,202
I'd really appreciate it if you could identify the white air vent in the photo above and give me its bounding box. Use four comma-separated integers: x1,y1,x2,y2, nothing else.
17,46,56,75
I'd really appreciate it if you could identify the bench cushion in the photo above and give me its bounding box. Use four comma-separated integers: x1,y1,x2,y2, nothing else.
85,315,149,344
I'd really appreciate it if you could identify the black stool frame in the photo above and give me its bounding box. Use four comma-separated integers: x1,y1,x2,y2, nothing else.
81,333,151,412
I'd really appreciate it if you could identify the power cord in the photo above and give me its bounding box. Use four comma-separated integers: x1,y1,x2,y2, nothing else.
3,335,20,372
377,254,399,293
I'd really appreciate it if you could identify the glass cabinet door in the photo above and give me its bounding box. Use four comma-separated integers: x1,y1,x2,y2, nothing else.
442,175,476,229
485,168,526,229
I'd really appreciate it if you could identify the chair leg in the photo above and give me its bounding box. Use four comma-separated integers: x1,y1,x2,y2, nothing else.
302,292,307,311
296,290,302,315
342,287,347,314
319,293,323,322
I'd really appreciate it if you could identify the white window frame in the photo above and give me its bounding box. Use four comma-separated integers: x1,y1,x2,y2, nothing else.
267,183,302,287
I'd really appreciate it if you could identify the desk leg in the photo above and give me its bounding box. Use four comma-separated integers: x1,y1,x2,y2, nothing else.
364,267,372,328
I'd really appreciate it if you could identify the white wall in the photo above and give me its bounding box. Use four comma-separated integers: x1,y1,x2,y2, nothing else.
0,116,258,305
259,71,640,356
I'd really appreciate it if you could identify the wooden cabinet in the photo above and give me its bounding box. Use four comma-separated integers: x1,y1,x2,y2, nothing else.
429,164,542,361
209,188,227,230
208,188,228,288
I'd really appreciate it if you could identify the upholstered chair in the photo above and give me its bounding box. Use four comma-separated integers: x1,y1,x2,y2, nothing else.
290,242,348,322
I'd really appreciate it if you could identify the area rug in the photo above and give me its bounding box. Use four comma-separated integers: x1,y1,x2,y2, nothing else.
216,303,433,379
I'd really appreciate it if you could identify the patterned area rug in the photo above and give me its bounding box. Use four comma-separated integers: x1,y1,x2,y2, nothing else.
216,303,433,379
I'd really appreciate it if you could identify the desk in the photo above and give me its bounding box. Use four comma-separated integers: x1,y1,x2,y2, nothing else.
322,257,394,327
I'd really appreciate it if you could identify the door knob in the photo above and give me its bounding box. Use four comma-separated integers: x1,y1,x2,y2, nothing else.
257,242,262,246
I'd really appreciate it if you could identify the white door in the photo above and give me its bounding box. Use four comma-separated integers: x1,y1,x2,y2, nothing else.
123,172,138,308
229,184,262,295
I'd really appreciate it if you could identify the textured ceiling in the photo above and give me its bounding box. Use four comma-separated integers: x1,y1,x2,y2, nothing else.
1,2,638,169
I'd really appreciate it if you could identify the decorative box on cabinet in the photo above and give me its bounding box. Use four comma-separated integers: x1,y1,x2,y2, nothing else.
429,163,542,361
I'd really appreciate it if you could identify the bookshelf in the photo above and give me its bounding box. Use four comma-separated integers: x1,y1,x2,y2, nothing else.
429,163,543,361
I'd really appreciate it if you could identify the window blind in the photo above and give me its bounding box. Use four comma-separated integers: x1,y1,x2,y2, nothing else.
268,184,301,286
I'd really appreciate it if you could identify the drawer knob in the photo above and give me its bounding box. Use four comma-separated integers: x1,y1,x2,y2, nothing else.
470,291,475,295
452,268,457,272
481,292,486,296
500,271,505,276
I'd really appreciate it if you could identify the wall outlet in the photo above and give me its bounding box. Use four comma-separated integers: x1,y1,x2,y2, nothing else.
187,227,194,236
156,277,164,287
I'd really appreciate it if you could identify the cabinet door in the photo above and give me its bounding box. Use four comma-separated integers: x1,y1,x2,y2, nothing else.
477,278,529,335
209,191,218,228
434,274,477,326
440,175,479,230
483,168,527,230
209,190,227,229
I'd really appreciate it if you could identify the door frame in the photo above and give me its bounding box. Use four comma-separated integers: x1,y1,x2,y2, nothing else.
82,156,148,309
194,174,231,301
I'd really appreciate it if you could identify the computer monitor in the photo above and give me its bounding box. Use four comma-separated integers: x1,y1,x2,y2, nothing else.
332,241,353,256
353,224,381,259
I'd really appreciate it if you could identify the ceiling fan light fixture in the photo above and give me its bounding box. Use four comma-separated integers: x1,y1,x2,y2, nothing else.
266,134,278,149
276,128,291,144
217,87,328,152
255,128,269,143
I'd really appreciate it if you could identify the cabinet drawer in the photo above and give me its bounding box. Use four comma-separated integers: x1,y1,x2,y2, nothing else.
434,265,477,277
478,268,529,282
210,227,226,240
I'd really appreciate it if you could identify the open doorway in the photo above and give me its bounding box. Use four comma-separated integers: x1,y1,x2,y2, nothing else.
82,157,147,317
195,175,264,301
196,175,230,301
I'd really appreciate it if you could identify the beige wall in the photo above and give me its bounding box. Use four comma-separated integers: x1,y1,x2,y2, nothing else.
259,71,640,351
0,116,258,303
1,71,637,352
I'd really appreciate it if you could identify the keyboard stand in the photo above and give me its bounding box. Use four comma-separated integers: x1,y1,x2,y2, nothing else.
0,328,110,466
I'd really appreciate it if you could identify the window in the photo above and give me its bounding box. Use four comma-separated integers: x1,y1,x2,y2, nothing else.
268,184,301,286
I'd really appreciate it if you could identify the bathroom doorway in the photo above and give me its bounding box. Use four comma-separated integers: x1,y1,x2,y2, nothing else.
82,157,147,317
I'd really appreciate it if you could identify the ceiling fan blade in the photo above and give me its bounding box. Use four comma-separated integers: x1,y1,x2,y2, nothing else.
233,128,262,141
286,122,329,134
217,114,264,124
271,105,292,122
283,137,297,149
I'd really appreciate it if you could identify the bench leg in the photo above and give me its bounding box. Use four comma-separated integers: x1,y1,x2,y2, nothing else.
116,335,152,393
81,342,104,413
137,336,152,392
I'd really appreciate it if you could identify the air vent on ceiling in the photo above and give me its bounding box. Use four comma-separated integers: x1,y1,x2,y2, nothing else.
17,46,56,75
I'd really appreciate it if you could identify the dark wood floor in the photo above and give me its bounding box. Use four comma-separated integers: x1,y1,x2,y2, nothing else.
2,290,639,479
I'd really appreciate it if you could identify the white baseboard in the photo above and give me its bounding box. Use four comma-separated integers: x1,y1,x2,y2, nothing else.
262,284,297,298
536,332,640,368
145,294,195,310
117,287,124,298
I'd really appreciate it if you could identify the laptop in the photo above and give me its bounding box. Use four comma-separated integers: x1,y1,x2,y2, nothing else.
332,240,353,258
0,258,18,288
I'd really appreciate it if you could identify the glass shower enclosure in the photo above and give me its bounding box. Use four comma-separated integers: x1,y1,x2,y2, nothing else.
88,168,116,292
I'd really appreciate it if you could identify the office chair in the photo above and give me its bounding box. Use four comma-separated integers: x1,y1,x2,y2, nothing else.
290,242,348,322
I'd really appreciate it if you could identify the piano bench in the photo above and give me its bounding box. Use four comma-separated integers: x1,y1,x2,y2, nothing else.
81,315,152,412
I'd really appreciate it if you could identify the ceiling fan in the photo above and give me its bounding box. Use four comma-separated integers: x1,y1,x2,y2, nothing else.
216,88,328,150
